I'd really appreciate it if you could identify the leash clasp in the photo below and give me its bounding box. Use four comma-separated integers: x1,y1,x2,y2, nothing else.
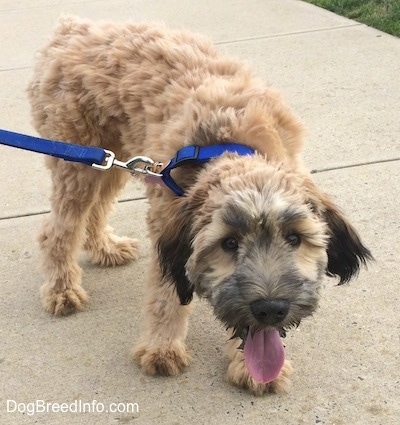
92,150,163,176
91,149,116,171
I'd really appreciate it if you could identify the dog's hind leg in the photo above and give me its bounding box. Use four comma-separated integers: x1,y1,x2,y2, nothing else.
133,256,192,376
84,168,139,266
38,160,102,315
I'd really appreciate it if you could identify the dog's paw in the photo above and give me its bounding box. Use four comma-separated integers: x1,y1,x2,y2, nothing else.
87,236,139,267
133,342,191,376
227,357,292,396
41,284,88,316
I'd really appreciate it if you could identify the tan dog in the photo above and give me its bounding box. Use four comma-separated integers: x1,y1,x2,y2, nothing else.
28,17,372,395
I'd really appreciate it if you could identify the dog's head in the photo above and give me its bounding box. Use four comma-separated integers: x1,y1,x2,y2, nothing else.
157,153,372,379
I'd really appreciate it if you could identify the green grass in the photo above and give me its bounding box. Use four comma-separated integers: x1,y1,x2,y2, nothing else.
304,0,400,37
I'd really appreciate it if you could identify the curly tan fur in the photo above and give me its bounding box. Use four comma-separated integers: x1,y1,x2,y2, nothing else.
28,17,372,394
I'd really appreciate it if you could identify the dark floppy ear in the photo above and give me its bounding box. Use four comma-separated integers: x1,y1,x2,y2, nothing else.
305,178,373,283
313,190,374,283
157,199,194,305
323,201,373,283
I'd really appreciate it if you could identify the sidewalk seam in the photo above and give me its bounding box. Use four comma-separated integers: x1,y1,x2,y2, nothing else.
0,196,147,221
311,157,400,174
0,66,31,73
1,157,398,221
215,23,363,45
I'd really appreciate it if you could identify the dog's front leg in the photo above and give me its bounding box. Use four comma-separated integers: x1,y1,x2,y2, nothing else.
133,256,192,376
38,162,102,315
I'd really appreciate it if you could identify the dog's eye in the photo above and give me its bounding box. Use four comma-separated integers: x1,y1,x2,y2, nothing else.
286,234,301,247
222,237,239,251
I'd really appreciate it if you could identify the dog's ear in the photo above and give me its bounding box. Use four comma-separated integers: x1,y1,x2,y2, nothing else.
157,198,194,305
305,179,373,283
323,200,373,283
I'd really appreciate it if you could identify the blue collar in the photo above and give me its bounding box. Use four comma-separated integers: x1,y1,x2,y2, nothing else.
161,143,255,196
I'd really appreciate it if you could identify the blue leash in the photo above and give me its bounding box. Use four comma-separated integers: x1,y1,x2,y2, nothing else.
0,128,255,196
0,128,106,166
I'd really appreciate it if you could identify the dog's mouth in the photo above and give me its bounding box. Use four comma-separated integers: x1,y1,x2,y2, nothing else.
233,326,287,384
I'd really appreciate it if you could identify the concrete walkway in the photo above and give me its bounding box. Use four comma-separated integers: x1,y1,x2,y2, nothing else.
0,1,399,424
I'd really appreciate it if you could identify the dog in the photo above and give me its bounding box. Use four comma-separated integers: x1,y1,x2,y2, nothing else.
27,16,372,395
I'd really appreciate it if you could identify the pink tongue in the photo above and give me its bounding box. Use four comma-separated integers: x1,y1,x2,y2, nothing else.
244,329,285,383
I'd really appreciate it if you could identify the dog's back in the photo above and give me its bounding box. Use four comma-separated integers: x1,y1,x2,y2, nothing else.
27,17,228,151
28,16,304,165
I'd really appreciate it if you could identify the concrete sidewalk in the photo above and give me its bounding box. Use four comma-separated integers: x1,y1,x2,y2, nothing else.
0,0,399,423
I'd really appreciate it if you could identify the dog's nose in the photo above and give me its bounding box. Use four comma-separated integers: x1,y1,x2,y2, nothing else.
250,299,290,325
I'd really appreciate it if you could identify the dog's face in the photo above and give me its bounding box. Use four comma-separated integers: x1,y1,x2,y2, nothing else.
158,154,372,338
187,185,328,335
